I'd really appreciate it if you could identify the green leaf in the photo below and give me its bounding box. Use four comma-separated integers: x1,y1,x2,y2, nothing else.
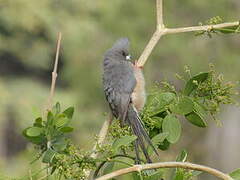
230,168,240,180
147,133,169,155
162,114,182,143
52,137,68,152
151,116,163,129
176,150,187,162
103,162,115,175
192,171,202,177
193,101,207,120
63,107,74,119
147,92,176,116
23,128,46,144
184,72,209,95
112,135,137,152
185,112,207,127
173,171,184,180
52,102,61,115
59,126,74,133
170,97,194,115
42,149,56,163
47,111,54,126
132,172,141,180
216,26,240,34
26,127,42,137
55,114,69,127
158,139,170,150
33,117,43,127
145,169,164,180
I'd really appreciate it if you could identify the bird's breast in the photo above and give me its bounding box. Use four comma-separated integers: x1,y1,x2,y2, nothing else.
131,66,146,112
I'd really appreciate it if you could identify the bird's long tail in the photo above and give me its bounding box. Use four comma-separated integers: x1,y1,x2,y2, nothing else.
126,104,159,163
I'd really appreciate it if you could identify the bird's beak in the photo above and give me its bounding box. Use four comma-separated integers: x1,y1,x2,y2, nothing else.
126,55,131,60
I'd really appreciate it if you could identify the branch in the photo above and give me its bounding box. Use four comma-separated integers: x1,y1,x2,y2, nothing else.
165,21,239,35
137,0,165,67
43,32,62,179
90,114,113,159
156,0,164,28
85,114,113,178
46,32,62,111
137,0,240,67
95,162,233,180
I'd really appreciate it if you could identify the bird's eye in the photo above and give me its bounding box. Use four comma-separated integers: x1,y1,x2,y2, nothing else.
122,51,127,56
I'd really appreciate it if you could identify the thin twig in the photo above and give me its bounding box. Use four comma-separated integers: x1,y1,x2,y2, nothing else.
96,162,233,180
156,0,164,28
86,114,113,178
46,32,62,111
91,114,113,159
137,0,239,67
28,169,33,180
165,21,239,34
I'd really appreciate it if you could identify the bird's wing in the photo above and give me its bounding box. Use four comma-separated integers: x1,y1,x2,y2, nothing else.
103,61,136,123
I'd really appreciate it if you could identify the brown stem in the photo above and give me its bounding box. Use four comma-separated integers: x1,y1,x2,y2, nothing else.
96,162,233,180
46,32,62,111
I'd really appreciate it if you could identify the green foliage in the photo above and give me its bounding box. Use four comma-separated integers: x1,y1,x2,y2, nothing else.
230,169,240,180
162,114,181,143
22,66,238,179
142,65,237,152
112,135,137,153
23,103,74,161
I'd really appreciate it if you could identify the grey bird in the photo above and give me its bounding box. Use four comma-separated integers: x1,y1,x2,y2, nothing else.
103,38,159,163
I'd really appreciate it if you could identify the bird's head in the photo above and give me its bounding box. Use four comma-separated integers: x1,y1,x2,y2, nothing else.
105,38,131,61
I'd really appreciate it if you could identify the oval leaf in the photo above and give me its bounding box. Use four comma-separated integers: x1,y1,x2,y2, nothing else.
63,107,74,119
185,112,207,128
26,127,42,137
145,169,164,180
33,117,43,127
112,135,137,151
193,101,207,119
52,138,68,152
170,97,194,115
59,126,74,133
184,72,209,95
103,162,115,175
147,132,169,155
55,114,69,127
42,149,56,163
52,102,61,115
162,114,182,143
147,92,176,116
176,150,188,162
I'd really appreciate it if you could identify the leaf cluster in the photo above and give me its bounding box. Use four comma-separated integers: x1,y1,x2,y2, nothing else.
142,66,237,153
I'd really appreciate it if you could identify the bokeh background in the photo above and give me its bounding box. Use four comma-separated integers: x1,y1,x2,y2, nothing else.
0,0,239,179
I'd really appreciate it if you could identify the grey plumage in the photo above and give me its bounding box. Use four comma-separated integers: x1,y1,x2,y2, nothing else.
103,38,158,163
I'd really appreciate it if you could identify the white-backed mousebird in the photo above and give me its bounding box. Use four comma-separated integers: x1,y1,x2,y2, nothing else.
103,38,159,163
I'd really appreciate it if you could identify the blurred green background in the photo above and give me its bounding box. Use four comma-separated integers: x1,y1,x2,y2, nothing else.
0,0,239,179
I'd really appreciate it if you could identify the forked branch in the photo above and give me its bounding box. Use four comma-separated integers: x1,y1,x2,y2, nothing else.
137,0,239,67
